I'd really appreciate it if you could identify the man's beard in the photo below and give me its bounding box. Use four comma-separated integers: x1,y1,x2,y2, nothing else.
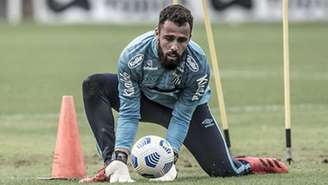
158,42,182,70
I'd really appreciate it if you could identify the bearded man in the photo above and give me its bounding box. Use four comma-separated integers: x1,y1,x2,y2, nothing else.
80,4,288,183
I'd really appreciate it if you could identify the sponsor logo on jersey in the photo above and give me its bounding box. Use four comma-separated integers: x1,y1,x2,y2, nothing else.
143,60,158,70
192,74,208,101
128,54,144,69
201,118,215,128
186,55,199,72
119,72,135,97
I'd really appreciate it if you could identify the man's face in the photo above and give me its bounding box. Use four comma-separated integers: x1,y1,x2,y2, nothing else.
156,20,191,70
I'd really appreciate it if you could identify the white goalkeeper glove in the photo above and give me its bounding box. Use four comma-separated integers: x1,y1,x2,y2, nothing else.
105,160,134,183
105,150,134,183
149,164,177,182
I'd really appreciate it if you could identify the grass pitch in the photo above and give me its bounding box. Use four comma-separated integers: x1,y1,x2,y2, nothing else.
0,22,328,185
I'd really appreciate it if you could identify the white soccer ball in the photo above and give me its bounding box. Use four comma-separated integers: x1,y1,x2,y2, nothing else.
131,135,174,178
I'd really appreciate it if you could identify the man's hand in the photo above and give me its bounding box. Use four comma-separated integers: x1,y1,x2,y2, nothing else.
105,160,134,183
149,164,177,182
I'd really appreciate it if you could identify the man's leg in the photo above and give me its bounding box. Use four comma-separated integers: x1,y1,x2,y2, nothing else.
129,98,287,176
82,73,119,164
182,104,251,177
82,73,172,164
139,102,253,177
183,104,288,176
138,103,252,177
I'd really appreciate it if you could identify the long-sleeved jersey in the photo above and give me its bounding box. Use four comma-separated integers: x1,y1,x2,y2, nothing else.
115,31,211,153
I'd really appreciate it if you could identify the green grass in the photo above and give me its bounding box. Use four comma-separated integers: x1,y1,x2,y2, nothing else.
0,22,328,185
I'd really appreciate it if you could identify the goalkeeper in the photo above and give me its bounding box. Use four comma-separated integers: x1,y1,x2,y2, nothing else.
80,4,288,183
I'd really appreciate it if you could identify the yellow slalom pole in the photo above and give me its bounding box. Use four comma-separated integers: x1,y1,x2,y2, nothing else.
282,0,292,164
201,0,231,148
172,0,179,4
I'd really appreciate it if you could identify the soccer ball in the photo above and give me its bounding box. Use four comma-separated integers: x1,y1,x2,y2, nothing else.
131,135,174,178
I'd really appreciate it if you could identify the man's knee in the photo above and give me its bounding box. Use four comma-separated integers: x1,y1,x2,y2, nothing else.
82,73,107,97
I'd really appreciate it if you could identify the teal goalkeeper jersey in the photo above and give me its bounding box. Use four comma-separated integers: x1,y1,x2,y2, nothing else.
115,31,211,152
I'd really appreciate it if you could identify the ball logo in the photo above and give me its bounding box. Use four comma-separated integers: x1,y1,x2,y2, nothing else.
163,162,174,174
186,55,199,72
160,140,172,154
128,54,144,69
137,137,151,148
144,152,160,168
131,155,138,168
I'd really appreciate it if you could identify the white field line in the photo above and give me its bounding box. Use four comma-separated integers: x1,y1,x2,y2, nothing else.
219,70,328,80
212,103,328,113
0,104,327,120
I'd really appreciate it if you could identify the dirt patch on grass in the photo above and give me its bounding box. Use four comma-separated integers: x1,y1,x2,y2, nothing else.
0,154,51,167
319,155,328,164
179,157,195,168
14,159,33,168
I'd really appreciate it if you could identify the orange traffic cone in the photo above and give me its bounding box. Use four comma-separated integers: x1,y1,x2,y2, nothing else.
51,96,86,179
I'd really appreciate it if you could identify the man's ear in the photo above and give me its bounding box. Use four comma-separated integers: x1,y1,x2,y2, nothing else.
155,26,159,38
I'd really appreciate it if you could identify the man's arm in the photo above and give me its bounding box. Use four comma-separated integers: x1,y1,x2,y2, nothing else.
104,53,142,183
115,56,141,152
166,57,210,153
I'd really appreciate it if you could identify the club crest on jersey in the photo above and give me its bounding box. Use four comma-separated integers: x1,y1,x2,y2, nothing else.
128,54,144,69
186,55,199,72
171,72,182,86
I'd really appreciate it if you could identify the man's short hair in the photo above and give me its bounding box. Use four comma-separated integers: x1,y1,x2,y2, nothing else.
158,4,193,33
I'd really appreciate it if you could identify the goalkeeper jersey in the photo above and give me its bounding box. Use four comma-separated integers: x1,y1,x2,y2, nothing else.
115,31,211,152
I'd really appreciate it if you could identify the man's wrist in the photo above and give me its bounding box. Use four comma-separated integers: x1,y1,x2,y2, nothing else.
111,150,129,164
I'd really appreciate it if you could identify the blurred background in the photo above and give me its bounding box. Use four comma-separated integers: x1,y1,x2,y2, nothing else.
1,0,327,114
2,0,328,24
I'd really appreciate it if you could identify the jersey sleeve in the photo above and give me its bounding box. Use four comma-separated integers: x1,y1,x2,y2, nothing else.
114,51,142,152
166,55,211,153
